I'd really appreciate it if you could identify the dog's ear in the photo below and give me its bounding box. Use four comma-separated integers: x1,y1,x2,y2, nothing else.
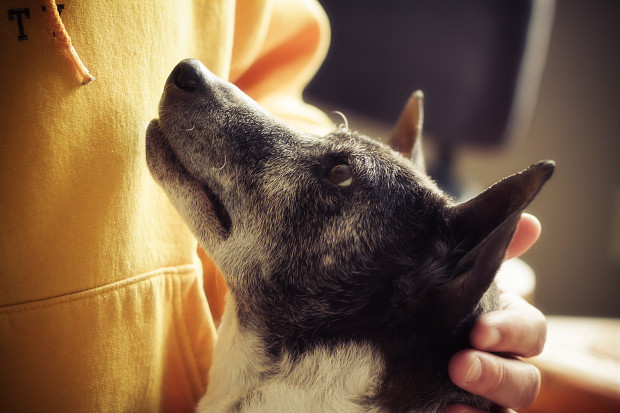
438,161,555,325
388,91,425,172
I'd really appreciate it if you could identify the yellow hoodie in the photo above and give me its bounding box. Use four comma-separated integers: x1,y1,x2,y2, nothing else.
0,0,330,411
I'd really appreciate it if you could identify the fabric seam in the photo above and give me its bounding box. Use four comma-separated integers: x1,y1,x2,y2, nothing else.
0,264,200,314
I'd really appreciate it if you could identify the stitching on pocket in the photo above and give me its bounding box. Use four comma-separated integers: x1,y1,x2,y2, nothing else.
0,264,200,314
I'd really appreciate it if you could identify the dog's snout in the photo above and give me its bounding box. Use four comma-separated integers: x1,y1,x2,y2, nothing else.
172,59,203,92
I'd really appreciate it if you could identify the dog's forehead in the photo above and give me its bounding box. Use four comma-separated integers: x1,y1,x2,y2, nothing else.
253,128,446,244
252,128,428,210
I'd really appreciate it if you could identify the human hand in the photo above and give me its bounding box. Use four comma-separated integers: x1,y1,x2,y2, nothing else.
445,213,547,413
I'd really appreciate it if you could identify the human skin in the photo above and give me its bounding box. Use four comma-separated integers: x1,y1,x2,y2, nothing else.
446,213,547,413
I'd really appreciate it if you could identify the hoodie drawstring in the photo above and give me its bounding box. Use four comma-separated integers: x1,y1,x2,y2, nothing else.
44,0,94,85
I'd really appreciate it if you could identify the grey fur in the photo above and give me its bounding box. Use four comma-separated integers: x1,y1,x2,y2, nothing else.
146,59,554,412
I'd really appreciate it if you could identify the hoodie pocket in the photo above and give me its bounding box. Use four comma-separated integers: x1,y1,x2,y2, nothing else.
0,264,217,413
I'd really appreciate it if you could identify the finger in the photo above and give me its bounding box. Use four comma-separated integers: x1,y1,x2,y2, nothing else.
448,350,541,409
505,213,541,260
444,404,515,413
470,292,547,357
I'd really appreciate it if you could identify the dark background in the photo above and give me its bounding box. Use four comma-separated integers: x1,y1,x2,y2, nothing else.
307,0,620,317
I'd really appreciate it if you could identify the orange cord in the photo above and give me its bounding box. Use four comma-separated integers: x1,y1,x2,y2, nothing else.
44,0,94,85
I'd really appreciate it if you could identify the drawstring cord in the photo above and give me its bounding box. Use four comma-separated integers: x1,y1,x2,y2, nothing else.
44,0,94,85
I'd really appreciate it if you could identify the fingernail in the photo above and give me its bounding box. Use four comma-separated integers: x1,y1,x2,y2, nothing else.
465,356,482,383
482,327,501,348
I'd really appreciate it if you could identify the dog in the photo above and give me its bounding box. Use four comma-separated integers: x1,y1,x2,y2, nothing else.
146,59,554,412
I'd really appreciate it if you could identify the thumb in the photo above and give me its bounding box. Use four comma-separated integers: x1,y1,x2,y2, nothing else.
505,213,541,260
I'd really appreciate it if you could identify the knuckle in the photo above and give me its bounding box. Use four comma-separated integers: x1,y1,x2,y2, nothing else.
503,308,547,357
520,365,542,407
531,323,547,356
525,311,547,357
478,357,542,409
486,359,509,397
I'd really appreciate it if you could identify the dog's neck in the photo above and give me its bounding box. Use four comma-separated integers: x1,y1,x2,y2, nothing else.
201,291,492,412
200,293,384,412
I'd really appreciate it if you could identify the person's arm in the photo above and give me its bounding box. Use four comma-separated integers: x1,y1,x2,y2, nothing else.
446,213,547,413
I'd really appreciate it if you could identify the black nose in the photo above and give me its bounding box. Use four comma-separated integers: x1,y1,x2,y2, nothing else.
172,59,203,91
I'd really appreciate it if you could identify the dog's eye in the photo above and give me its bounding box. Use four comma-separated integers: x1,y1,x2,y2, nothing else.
328,164,353,186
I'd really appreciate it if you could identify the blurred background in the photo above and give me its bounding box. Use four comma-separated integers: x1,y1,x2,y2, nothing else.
306,0,620,318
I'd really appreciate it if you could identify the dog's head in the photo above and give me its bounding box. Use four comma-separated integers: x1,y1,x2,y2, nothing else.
146,58,553,408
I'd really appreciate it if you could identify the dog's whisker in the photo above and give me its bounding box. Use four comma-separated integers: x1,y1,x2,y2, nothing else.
212,155,227,171
331,111,357,147
332,110,349,130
